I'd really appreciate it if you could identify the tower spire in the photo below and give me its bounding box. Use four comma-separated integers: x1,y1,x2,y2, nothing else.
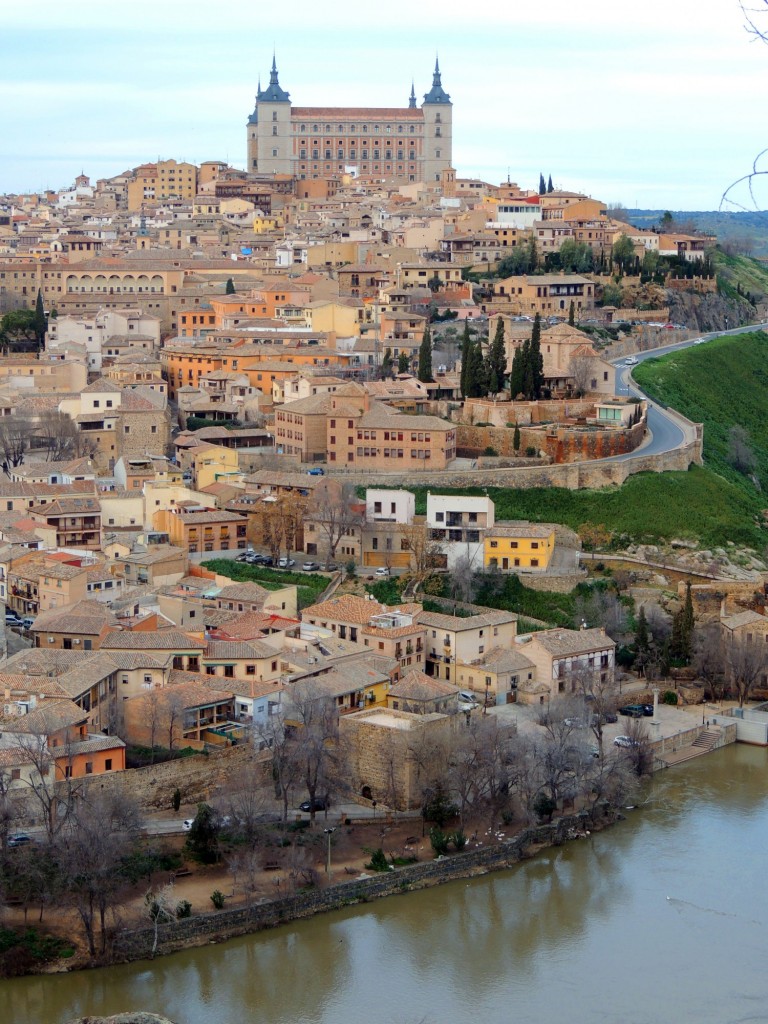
423,56,451,105
409,80,417,108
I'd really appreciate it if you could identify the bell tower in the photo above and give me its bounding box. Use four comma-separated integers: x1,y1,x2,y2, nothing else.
247,57,292,174
421,58,452,185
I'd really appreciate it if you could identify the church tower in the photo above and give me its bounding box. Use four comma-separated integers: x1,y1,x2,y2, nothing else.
421,58,452,184
246,57,293,175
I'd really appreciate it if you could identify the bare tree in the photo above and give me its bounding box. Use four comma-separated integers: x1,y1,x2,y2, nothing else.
10,729,79,840
312,479,362,568
284,680,339,822
568,352,594,396
447,553,479,604
144,882,178,956
693,625,728,701
258,498,286,565
219,759,274,846
0,417,32,473
256,712,301,825
726,635,767,707
281,494,308,562
59,790,144,956
36,410,98,462
401,522,443,583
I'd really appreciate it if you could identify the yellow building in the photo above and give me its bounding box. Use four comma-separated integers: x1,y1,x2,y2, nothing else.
484,524,556,572
190,444,241,490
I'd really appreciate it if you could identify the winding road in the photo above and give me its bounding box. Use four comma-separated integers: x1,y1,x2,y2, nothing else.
609,322,768,462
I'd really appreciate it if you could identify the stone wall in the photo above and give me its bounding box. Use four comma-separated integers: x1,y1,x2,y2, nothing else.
462,397,594,428
112,809,614,962
522,571,587,594
74,745,257,813
677,579,768,620
457,419,647,465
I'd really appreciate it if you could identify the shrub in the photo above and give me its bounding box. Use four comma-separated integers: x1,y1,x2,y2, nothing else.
482,446,499,457
364,848,390,873
663,690,679,705
452,829,468,851
429,827,450,857
210,890,226,910
533,792,557,822
176,900,192,919
172,788,181,812
525,446,537,458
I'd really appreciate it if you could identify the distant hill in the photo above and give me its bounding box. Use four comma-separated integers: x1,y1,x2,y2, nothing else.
617,209,768,257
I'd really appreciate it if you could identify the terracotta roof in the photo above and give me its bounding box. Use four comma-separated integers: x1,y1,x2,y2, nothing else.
417,609,516,631
216,582,273,604
528,627,615,657
389,669,459,701
101,630,206,651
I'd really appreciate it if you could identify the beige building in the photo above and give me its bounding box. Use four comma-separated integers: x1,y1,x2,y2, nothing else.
339,706,455,809
419,609,518,683
517,627,616,705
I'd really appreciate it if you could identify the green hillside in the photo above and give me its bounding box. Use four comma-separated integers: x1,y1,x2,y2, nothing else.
634,331,768,498
712,250,768,303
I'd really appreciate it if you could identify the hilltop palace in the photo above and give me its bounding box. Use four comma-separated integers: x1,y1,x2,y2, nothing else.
247,57,453,184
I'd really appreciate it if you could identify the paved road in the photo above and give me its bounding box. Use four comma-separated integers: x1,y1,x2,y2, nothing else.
609,321,768,462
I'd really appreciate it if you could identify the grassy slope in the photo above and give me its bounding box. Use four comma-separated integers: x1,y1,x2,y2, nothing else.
634,331,768,498
712,250,768,299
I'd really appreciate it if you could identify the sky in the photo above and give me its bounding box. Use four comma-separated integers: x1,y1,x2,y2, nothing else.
1,0,767,210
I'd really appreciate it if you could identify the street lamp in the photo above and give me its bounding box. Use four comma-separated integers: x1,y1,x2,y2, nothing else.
324,827,336,877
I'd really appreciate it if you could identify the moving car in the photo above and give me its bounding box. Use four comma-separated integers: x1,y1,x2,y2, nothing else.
8,833,33,847
624,356,639,366
299,797,329,812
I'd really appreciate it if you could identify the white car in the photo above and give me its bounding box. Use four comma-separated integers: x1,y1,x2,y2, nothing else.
374,566,391,577
182,818,194,831
614,735,638,749
624,356,639,366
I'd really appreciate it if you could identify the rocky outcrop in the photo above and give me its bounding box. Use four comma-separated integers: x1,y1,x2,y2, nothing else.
66,1015,177,1024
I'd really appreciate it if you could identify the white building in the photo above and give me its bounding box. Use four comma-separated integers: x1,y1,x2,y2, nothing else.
426,493,495,570
366,489,415,525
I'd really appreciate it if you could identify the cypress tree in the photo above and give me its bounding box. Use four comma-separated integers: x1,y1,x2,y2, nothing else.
397,351,410,374
33,289,46,349
509,346,524,399
381,347,393,378
460,320,472,398
568,300,575,326
681,581,695,664
538,172,546,195
513,423,521,451
487,317,507,394
466,339,486,398
417,326,433,383
529,313,544,399
225,277,235,294
547,174,554,193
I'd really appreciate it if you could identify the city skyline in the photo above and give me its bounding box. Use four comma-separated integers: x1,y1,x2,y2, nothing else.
2,0,767,208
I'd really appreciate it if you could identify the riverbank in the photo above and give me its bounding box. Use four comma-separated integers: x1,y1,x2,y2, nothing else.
106,806,618,966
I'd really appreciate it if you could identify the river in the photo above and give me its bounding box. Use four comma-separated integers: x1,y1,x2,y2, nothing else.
7,743,768,1024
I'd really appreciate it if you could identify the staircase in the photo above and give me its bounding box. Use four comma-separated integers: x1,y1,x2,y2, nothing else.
660,730,721,767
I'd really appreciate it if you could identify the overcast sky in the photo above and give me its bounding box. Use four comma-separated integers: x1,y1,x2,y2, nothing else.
2,0,766,209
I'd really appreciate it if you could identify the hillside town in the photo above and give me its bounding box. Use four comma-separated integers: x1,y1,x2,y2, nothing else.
2,57,768,977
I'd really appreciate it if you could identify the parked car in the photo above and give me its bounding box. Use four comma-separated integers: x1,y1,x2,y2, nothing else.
641,704,654,717
306,467,325,476
324,562,339,572
182,819,194,831
5,612,22,626
8,833,33,847
20,616,35,630
374,566,391,577
302,561,319,572
614,735,638,749
299,797,329,813
278,557,296,569
598,711,618,724
619,705,645,718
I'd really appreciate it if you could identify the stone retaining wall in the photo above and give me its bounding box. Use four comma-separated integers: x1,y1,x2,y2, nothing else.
334,434,703,491
112,809,613,962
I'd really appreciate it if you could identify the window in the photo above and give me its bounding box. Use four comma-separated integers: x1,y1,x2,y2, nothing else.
85,762,93,775
105,758,112,771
